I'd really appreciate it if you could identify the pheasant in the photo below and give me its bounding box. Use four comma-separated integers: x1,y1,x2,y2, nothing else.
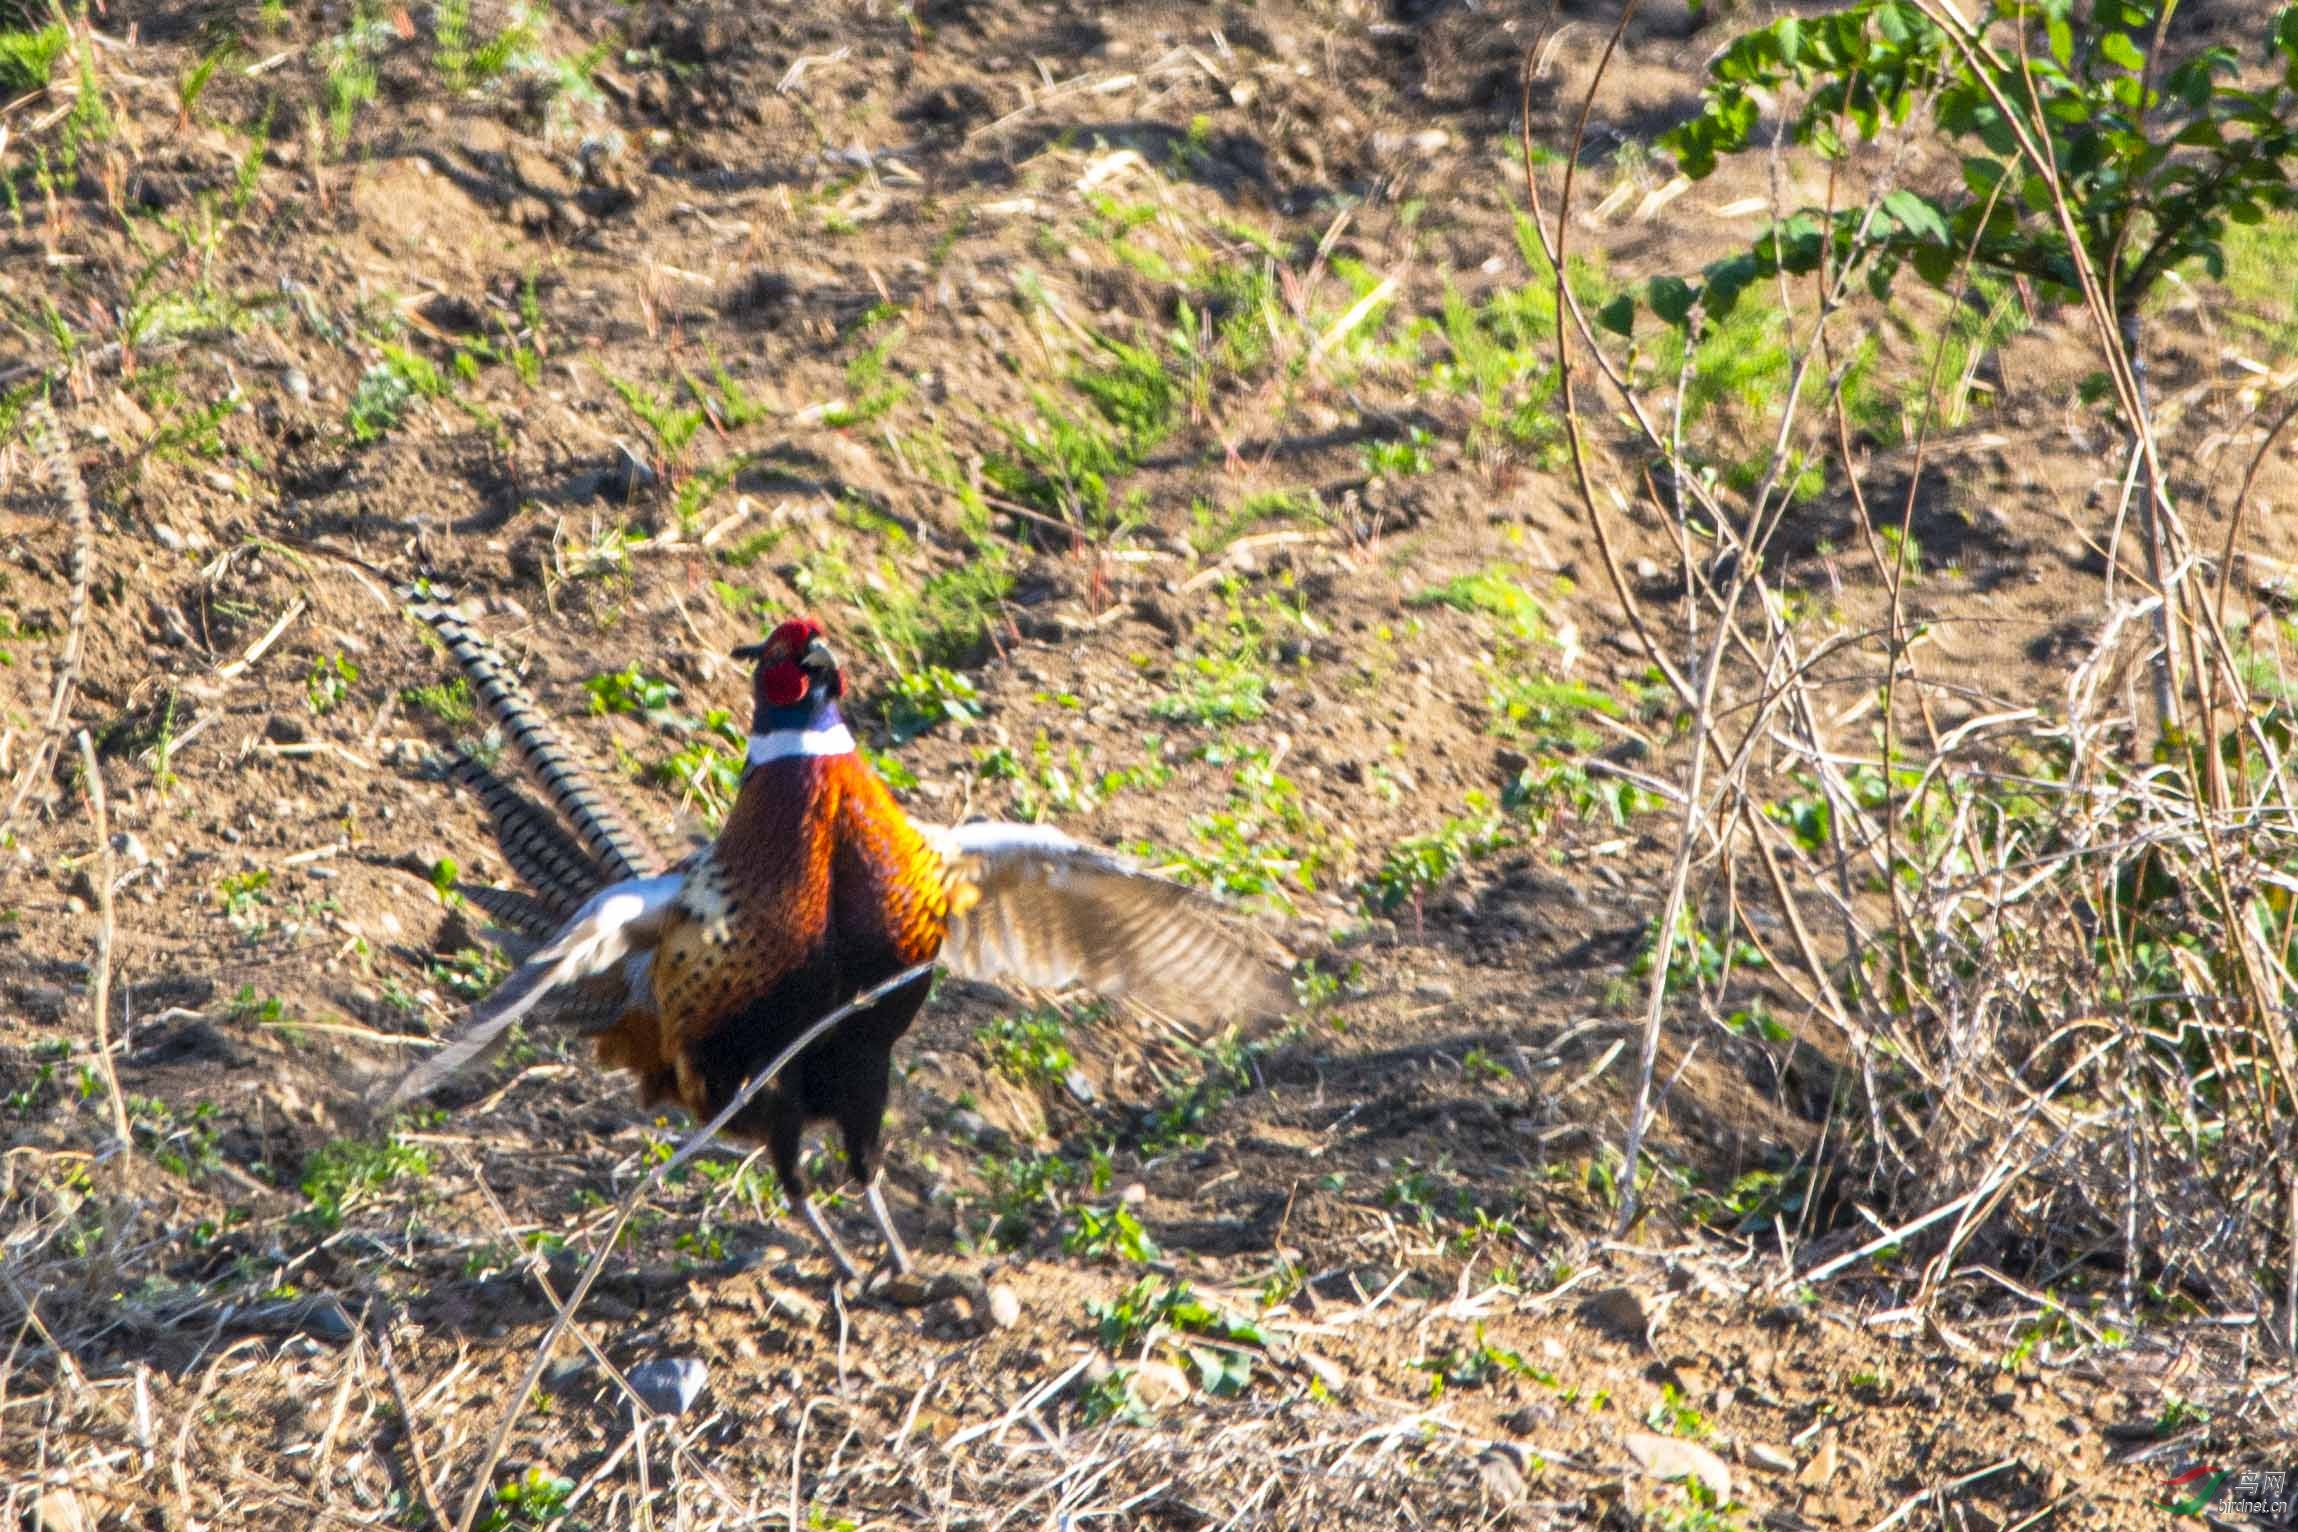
390,607,1285,1277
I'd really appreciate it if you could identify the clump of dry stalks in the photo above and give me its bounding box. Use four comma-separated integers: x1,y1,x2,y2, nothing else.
1534,12,2298,1356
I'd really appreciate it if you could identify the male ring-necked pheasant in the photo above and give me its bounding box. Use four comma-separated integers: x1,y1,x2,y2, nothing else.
390,607,1285,1277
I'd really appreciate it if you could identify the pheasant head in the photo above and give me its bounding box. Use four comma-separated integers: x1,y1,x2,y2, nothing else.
735,616,846,736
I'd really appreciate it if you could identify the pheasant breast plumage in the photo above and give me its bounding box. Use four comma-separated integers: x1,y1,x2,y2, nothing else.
391,609,1285,1277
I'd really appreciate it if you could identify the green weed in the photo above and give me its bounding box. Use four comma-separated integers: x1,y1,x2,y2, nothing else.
879,664,981,744
0,21,66,94
792,523,1010,675
1365,794,1514,915
977,1003,1084,1088
348,344,452,442
585,664,680,722
319,12,388,148
606,372,704,476
215,870,274,928
981,336,1178,536
402,675,475,724
1149,747,1330,911
299,1134,432,1233
1188,489,1320,558
1064,1203,1159,1263
476,1467,576,1532
305,652,358,716
821,320,910,428
1151,651,1266,726
1362,425,1433,478
1413,1325,1542,1398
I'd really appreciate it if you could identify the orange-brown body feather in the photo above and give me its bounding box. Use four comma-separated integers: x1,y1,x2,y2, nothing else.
600,752,953,1200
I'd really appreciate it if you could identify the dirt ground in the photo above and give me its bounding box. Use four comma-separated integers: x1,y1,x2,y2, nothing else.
3,0,2296,1526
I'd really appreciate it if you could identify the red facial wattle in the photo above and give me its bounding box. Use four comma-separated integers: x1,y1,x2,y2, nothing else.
752,615,833,711
760,662,809,707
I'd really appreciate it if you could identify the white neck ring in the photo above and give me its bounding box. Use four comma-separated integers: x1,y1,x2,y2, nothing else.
746,723,857,767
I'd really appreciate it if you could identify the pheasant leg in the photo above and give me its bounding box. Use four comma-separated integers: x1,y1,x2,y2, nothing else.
864,1173,914,1276
799,1195,861,1282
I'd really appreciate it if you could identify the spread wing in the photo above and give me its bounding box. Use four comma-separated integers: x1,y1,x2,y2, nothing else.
928,822,1289,1026
383,873,684,1107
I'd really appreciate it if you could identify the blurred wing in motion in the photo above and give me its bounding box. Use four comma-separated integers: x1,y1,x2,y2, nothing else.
929,822,1290,1027
384,873,684,1106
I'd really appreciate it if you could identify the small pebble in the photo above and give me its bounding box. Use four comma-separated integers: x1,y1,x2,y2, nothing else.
627,1357,707,1416
986,1285,1022,1329
1132,1359,1191,1408
1476,1446,1526,1503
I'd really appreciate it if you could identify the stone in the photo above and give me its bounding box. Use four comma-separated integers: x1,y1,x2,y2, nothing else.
986,1285,1022,1330
879,1272,937,1308
1132,1359,1192,1408
1624,1432,1732,1499
1579,1286,1653,1345
1500,1403,1555,1435
1299,1350,1347,1395
627,1357,708,1416
1477,1446,1526,1503
1745,1441,1795,1473
760,1284,825,1329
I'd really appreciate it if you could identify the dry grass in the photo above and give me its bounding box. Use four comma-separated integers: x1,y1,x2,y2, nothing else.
6,1,2298,1527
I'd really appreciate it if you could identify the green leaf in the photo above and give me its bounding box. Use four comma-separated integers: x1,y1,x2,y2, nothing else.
1909,243,1956,287
2046,14,2072,66
1647,275,1696,327
1596,294,1636,337
1882,188,1948,243
1701,253,1761,318
2098,31,2144,72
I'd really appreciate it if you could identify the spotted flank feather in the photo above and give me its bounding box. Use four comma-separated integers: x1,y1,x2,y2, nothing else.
410,602,664,884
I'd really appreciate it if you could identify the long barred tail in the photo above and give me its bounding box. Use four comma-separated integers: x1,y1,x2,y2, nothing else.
448,755,610,919
408,601,665,886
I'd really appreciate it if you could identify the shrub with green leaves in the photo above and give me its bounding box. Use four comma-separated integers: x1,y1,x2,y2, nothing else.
1646,2,2298,327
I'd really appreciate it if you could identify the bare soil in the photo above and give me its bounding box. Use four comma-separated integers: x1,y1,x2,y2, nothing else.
3,0,2295,1527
